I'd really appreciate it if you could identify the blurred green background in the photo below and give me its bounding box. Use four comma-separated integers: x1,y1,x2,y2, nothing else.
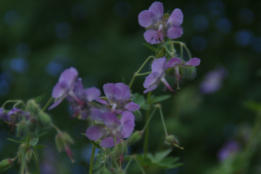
0,0,261,173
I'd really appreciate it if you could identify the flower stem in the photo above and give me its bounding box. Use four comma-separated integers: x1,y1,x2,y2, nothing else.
2,100,20,110
169,41,192,60
51,123,61,133
89,144,96,174
158,106,168,136
124,157,133,173
129,56,156,89
143,91,151,159
142,106,157,133
135,72,152,76
134,156,146,174
42,97,53,112
163,44,174,58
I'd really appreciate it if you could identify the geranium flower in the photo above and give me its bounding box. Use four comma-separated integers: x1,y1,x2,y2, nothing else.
97,83,140,113
138,1,183,44
86,111,135,148
49,67,80,110
143,57,173,93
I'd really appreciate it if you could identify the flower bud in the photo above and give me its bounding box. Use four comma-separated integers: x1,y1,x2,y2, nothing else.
27,118,37,133
55,132,74,162
116,141,128,154
165,135,183,150
17,120,28,137
127,131,143,146
0,159,13,172
26,100,40,117
25,149,33,162
37,111,51,128
55,133,64,152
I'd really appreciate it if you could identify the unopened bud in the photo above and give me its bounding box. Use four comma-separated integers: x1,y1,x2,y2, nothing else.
26,100,40,117
55,133,64,152
55,132,74,162
25,149,33,162
165,135,183,150
0,159,13,172
37,111,51,128
116,141,128,154
127,131,143,146
27,118,37,133
17,120,28,137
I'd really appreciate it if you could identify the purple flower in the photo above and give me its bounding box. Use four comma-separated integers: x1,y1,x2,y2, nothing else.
218,140,240,161
165,57,201,89
86,111,135,148
67,78,101,120
49,67,80,110
97,83,140,113
143,57,173,93
0,108,10,122
200,67,227,94
138,2,183,44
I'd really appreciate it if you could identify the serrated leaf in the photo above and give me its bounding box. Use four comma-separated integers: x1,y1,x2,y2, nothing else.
7,138,23,144
34,145,46,149
143,43,157,52
30,138,39,146
149,95,171,104
34,93,46,103
244,101,261,113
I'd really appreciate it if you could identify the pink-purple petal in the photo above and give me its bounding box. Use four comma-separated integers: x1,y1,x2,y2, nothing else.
124,102,140,111
102,112,120,128
58,67,78,86
143,84,158,94
90,108,103,121
103,83,121,100
168,8,184,26
138,10,155,27
167,26,183,39
86,126,104,141
52,83,66,98
114,83,131,100
100,137,116,148
144,29,164,44
85,87,101,101
165,57,182,69
120,111,135,138
48,100,62,110
151,57,166,73
148,2,164,19
143,72,159,88
95,98,108,105
185,58,201,66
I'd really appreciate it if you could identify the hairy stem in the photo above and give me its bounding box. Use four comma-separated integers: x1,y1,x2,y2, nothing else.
89,144,96,174
142,106,157,133
143,91,151,159
159,106,168,136
42,97,53,112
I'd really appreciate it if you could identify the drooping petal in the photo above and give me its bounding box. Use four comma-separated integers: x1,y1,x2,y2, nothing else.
151,57,167,73
85,87,101,101
144,29,164,44
167,26,183,39
100,137,116,148
120,111,135,138
95,98,108,105
184,58,201,66
86,126,105,141
124,102,140,111
58,67,78,86
102,112,120,129
90,108,103,121
165,57,182,69
114,83,131,100
73,78,85,97
148,2,164,19
48,100,62,110
52,83,66,98
143,72,160,88
103,83,121,100
160,77,174,92
168,8,183,26
143,84,158,94
138,10,155,27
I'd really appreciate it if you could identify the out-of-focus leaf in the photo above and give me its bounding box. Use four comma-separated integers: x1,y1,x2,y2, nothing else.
244,101,261,113
7,138,23,144
149,95,171,104
29,138,39,146
133,110,142,119
121,76,126,84
153,149,172,163
34,145,46,149
143,43,157,52
131,93,150,110
34,93,46,103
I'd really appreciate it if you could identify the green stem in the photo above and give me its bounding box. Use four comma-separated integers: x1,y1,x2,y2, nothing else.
42,97,53,112
159,106,168,136
143,91,152,159
129,56,156,89
182,44,192,60
142,107,157,133
163,45,173,57
51,123,61,133
124,157,133,173
89,144,96,174
32,149,40,174
2,100,20,110
180,43,183,59
134,157,146,174
13,100,26,109
136,72,152,76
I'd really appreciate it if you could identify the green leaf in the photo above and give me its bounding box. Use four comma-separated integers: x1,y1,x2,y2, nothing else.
36,131,47,138
30,138,39,146
34,93,46,103
143,43,157,52
133,110,142,119
153,149,172,163
34,145,46,149
149,95,171,104
121,76,126,84
7,138,23,144
131,93,145,106
244,101,261,113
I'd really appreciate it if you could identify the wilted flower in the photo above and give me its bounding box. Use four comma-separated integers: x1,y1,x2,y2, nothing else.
143,57,173,93
86,111,135,148
200,67,227,94
218,140,240,161
49,67,79,110
165,57,201,89
67,78,101,119
97,83,140,113
138,1,183,44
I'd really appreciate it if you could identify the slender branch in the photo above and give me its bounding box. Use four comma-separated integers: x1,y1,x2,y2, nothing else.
142,106,157,133
135,72,152,76
134,157,146,174
158,106,168,136
89,144,96,174
13,100,26,109
2,100,20,110
143,91,151,159
180,43,183,59
42,97,53,112
124,157,133,173
182,43,192,60
163,45,174,57
129,56,156,89
51,123,61,133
